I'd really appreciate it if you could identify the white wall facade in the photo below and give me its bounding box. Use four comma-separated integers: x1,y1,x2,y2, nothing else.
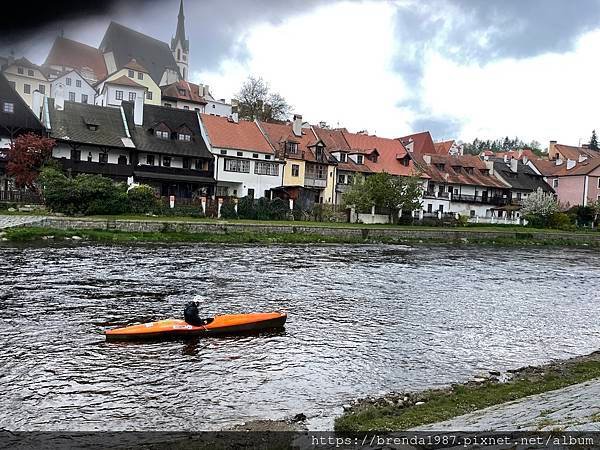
51,71,96,106
96,83,146,108
162,99,205,112
205,99,232,117
212,148,284,198
53,143,130,164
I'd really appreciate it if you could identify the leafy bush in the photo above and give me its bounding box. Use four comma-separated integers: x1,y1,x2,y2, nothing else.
567,206,594,227
547,212,574,230
255,197,272,220
220,198,238,219
237,196,256,219
270,197,290,220
39,167,128,215
127,185,161,214
311,204,344,222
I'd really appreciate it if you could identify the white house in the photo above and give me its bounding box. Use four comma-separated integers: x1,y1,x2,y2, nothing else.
200,113,284,198
95,75,147,108
50,69,96,107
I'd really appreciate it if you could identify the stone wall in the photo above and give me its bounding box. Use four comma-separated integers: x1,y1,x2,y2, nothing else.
27,218,600,244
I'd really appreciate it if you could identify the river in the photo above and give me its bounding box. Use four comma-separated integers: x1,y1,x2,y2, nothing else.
0,243,599,431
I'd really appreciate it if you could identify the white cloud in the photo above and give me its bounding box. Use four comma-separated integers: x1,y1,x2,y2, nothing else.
193,1,413,137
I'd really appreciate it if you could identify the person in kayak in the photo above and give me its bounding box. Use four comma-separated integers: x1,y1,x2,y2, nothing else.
183,301,213,326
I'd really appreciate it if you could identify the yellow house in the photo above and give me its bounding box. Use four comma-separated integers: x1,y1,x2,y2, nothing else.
101,59,161,105
2,58,51,111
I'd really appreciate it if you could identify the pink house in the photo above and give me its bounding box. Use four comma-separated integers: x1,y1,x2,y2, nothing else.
543,159,600,207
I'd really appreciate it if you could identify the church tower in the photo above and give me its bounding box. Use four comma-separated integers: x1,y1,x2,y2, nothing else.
171,0,189,80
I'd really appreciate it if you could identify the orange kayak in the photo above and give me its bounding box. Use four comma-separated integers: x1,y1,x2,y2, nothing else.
105,312,287,341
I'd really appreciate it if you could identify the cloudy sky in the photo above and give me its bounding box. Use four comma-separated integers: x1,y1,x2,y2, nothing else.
4,0,600,148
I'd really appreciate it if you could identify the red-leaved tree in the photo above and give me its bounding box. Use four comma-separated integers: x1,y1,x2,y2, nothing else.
6,133,55,190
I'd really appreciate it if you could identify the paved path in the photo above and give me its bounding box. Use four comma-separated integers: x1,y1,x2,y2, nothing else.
0,215,45,230
413,379,600,431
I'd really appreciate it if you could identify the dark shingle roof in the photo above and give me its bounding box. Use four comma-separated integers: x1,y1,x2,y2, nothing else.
99,22,180,85
0,73,45,136
48,101,131,148
492,159,553,192
123,102,212,158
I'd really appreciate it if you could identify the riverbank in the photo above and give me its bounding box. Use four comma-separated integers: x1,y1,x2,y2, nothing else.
1,216,600,247
335,350,600,432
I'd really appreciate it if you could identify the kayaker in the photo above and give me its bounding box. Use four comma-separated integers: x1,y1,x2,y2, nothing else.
183,301,212,326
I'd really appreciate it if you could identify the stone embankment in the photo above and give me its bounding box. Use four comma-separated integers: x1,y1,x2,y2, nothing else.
0,215,45,230
18,217,600,245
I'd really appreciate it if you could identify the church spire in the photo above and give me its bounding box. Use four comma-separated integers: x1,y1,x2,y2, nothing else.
171,0,189,80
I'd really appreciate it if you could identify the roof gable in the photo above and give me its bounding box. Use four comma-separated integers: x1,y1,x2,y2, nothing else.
0,73,45,136
44,37,108,82
100,22,180,85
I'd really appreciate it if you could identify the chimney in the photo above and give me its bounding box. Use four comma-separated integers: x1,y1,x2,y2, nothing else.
566,159,576,170
292,114,303,137
32,90,45,119
549,140,558,160
134,95,144,126
485,160,494,174
423,154,431,164
578,154,588,163
204,85,210,97
510,157,518,173
54,82,65,110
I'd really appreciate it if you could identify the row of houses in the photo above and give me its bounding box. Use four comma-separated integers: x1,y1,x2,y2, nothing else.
0,1,232,119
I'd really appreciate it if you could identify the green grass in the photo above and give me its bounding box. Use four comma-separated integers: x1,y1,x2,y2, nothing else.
334,360,600,432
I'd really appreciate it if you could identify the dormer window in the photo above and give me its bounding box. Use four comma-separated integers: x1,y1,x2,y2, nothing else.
178,89,186,96
435,163,445,170
87,124,98,131
285,142,298,154
452,165,461,173
480,169,489,175
128,69,134,78
17,67,24,75
138,72,143,80
155,130,169,139
178,133,191,141
28,69,34,77
464,167,474,174
338,152,347,163
356,155,364,164
315,146,324,160
3,102,14,113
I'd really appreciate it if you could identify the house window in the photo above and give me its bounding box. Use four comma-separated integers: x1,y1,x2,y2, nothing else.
183,158,191,169
76,79,81,88
356,155,363,164
17,67,23,74
118,155,128,165
435,163,445,170
285,142,298,154
3,102,14,113
438,204,444,213
146,154,155,165
28,69,34,76
178,89,186,95
147,91,152,100
255,162,279,176
195,159,205,170
87,152,93,162
183,106,189,110
178,133,191,141
248,188,255,198
252,153,259,158
264,155,271,160
177,49,181,61
315,146,324,160
224,158,250,173
38,84,45,94
237,151,243,157
316,165,326,179
470,210,476,217
517,192,522,200
66,78,71,86
129,92,136,101
338,153,347,162
81,94,88,104
291,164,300,177
597,178,600,189
128,70,134,78
164,102,171,107
99,152,108,163
220,149,227,155
162,156,171,167
553,179,559,188
70,149,81,161
116,90,123,100
427,203,432,213
69,92,75,102
338,174,346,184
464,167,474,174
137,72,143,80
24,84,31,94
155,130,169,139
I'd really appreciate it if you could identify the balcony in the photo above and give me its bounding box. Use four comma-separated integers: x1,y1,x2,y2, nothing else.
451,194,509,206
424,191,450,199
336,183,351,193
57,158,133,178
304,177,327,188
133,164,215,184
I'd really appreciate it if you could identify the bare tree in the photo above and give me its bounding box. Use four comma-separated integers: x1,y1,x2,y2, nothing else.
235,76,292,122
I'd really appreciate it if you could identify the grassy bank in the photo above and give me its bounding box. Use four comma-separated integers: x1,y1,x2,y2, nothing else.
2,225,600,247
335,351,600,432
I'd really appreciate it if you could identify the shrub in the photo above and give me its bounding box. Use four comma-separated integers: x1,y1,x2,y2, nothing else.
128,185,161,214
567,206,594,227
220,198,238,219
548,212,573,230
237,196,257,220
270,197,290,220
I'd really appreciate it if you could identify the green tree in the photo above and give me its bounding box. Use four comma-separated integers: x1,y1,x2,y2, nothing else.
343,173,423,223
589,130,599,151
234,76,292,122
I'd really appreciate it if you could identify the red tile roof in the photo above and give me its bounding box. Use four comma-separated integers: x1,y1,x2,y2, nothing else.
416,154,508,188
553,144,600,161
433,140,455,155
494,149,539,161
44,36,107,81
201,114,273,153
312,127,371,173
549,158,600,177
529,159,562,177
397,131,436,155
342,130,423,177
161,80,207,105
105,75,146,89
123,58,149,73
259,121,326,162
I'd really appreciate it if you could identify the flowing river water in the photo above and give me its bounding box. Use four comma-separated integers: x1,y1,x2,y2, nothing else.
0,243,599,431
